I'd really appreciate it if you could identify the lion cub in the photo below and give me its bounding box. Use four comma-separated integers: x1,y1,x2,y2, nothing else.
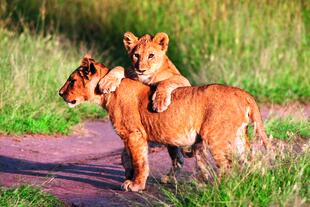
99,32,190,112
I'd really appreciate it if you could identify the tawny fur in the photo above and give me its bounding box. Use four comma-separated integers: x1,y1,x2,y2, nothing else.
59,56,268,192
98,32,190,112
98,32,191,180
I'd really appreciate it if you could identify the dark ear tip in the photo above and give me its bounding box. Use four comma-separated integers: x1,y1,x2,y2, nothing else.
90,63,96,74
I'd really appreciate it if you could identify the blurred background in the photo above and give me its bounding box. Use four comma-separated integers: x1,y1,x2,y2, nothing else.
0,0,309,134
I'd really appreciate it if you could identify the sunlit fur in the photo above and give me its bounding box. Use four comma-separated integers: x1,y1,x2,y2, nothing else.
59,56,269,192
99,32,190,112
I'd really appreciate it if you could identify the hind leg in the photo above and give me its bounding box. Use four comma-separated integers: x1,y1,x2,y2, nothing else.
199,126,232,177
193,139,218,182
161,146,184,184
200,123,251,177
209,146,231,176
232,122,252,165
239,125,251,163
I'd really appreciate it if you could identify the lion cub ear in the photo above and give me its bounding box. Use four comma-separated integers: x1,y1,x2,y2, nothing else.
80,53,92,66
83,53,92,59
153,32,169,52
123,32,138,53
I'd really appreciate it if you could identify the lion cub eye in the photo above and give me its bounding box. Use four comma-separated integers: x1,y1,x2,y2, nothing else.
133,53,139,59
70,79,76,87
148,53,154,59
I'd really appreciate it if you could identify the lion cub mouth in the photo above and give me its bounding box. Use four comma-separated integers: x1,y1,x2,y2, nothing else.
137,73,153,84
67,100,79,108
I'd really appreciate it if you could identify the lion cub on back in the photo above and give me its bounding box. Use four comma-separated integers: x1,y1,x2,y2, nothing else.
99,32,190,112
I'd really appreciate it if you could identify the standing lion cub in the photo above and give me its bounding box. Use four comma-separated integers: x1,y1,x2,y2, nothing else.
99,32,190,182
59,56,269,192
99,32,190,112
99,32,191,181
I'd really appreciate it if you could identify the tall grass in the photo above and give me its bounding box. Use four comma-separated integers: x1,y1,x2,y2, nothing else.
0,0,309,134
0,29,106,134
162,151,310,206
3,0,310,102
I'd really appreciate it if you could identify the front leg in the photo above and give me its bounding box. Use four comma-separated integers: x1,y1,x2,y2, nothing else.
122,131,149,192
121,148,134,180
152,75,190,112
98,66,125,93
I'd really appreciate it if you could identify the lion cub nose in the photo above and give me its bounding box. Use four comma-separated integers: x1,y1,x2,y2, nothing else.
136,69,146,73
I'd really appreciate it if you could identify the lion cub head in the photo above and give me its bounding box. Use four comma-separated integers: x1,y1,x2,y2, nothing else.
59,54,108,107
123,32,169,83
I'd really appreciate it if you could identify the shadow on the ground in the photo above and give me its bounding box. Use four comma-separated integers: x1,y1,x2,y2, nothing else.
0,155,124,190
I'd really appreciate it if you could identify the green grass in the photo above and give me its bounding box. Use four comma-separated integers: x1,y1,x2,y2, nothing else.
0,0,309,134
3,0,310,103
246,118,309,142
0,3,308,206
162,151,310,207
265,118,310,140
0,29,106,135
160,118,310,206
0,185,64,207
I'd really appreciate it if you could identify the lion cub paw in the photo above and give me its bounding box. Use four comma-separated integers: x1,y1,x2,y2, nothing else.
121,180,145,192
152,90,172,112
98,66,124,93
98,76,121,94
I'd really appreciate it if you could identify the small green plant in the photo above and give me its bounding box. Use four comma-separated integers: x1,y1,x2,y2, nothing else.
0,185,64,207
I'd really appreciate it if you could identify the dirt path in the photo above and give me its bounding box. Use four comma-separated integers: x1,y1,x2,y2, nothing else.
0,121,195,206
0,104,309,206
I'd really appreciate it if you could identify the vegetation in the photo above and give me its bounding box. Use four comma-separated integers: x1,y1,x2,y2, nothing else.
265,117,310,140
158,109,310,206
0,0,309,132
245,117,310,141
0,29,106,135
0,1,308,206
162,151,310,207
159,117,310,206
0,185,64,207
3,0,310,103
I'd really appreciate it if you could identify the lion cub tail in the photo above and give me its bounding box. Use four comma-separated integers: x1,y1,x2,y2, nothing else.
247,98,269,149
